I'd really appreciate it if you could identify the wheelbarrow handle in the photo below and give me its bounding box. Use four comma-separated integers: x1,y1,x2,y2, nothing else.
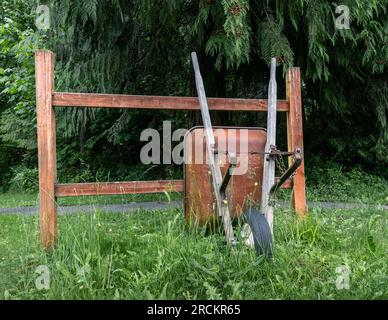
269,148,303,196
191,52,237,245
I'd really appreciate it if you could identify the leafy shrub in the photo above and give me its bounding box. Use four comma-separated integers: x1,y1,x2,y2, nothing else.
9,165,38,192
306,159,388,205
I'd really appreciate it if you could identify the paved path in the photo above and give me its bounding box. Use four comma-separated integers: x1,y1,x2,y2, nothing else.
0,200,386,215
0,201,182,215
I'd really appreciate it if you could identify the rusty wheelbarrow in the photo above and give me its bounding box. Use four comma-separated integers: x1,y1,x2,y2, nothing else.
185,53,302,257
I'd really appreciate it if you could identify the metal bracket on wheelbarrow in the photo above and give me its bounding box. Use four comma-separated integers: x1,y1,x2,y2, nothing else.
191,52,237,245
269,148,303,198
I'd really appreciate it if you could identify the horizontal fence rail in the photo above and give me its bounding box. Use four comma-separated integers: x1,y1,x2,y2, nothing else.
53,93,290,112
55,180,185,197
56,178,292,197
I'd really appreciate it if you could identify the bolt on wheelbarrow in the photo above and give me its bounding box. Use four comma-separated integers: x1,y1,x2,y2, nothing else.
184,53,302,257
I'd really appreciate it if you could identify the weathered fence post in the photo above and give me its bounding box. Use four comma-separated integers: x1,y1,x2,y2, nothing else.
286,67,307,217
35,50,57,249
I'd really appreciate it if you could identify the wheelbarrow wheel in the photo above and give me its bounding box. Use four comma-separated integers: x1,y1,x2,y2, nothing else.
243,209,273,258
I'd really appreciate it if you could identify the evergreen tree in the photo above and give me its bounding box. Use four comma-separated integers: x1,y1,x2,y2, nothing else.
0,0,387,187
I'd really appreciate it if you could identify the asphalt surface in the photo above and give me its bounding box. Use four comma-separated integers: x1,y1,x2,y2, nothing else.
0,200,386,215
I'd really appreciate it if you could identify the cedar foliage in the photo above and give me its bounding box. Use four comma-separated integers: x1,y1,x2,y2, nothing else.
0,0,387,187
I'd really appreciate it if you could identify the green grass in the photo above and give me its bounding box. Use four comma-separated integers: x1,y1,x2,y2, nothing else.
0,164,386,299
0,207,387,300
306,164,388,205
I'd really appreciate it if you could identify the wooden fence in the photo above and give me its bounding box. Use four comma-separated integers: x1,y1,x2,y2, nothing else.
35,50,307,249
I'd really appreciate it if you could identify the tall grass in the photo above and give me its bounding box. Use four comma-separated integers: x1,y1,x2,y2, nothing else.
0,206,387,300
306,163,388,205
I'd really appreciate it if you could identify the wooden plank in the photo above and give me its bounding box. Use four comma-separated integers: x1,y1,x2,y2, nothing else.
55,180,184,197
52,92,290,112
286,68,307,217
56,178,288,197
35,50,57,249
261,58,277,232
